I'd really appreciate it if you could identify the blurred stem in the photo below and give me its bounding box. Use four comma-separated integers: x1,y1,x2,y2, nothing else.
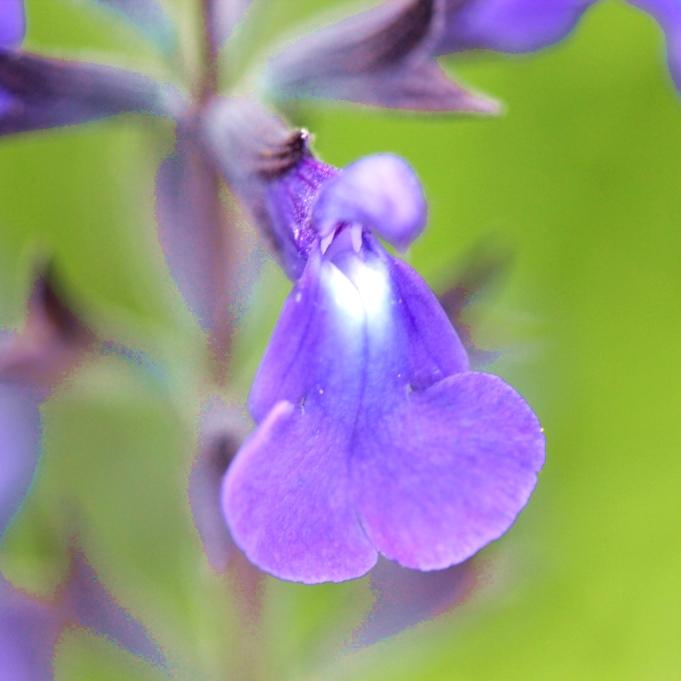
225,551,267,681
199,0,220,103
195,0,234,385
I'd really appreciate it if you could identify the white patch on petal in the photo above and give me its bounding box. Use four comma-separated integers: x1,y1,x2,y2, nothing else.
347,259,391,321
324,263,364,324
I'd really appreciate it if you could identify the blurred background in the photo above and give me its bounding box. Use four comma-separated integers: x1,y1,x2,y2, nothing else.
1,0,680,679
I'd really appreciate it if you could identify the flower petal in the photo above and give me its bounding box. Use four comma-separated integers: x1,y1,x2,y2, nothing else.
0,50,180,136
0,385,41,538
629,0,681,91
88,0,176,50
248,252,366,423
353,371,544,570
0,0,25,48
222,401,377,583
249,245,468,423
313,154,427,251
436,0,594,54
265,0,498,113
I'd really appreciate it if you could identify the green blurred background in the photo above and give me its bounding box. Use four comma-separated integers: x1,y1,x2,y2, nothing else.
1,0,680,679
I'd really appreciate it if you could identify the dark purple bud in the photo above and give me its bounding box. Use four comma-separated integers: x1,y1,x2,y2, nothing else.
89,0,176,50
0,50,181,136
201,97,318,278
0,576,59,681
0,385,41,538
354,558,477,646
0,264,94,395
0,0,25,48
265,0,498,113
189,397,249,572
435,0,594,54
628,0,681,92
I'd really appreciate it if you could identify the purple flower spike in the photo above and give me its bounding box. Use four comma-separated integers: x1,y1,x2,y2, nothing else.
436,0,594,54
629,0,681,91
265,0,499,113
0,50,180,136
0,385,41,537
0,0,25,48
222,152,545,583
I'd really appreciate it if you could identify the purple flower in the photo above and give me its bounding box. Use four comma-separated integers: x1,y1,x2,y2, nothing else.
629,0,681,91
435,0,593,54
221,148,545,583
0,384,41,538
0,266,93,538
0,550,168,680
0,0,24,48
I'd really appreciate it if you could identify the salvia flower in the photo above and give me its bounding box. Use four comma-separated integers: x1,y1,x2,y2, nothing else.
220,144,545,583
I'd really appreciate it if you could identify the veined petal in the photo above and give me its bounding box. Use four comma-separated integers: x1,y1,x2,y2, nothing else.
250,244,467,423
353,372,544,570
265,0,498,114
223,401,377,583
0,50,180,136
0,385,41,538
0,0,25,48
436,0,594,54
88,0,176,49
629,0,681,91
313,154,427,250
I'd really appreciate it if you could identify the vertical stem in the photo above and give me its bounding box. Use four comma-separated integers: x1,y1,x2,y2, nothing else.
195,6,266,681
199,0,220,104
196,0,233,385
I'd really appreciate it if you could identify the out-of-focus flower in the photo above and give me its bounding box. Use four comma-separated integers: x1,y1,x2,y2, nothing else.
628,0,681,91
0,266,93,538
354,558,477,646
0,385,41,539
0,549,168,680
435,0,593,54
0,0,24,49
188,396,250,572
211,122,545,582
264,0,500,113
0,575,59,681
